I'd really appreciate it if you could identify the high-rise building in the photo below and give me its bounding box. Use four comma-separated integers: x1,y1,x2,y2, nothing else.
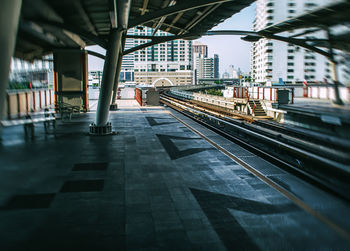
251,0,339,84
193,41,208,58
192,42,218,83
120,29,135,82
197,56,214,79
214,54,219,78
129,26,193,86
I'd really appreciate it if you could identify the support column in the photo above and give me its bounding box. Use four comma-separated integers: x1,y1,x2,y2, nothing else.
110,52,123,110
92,29,122,130
327,29,343,106
0,0,22,126
90,0,131,135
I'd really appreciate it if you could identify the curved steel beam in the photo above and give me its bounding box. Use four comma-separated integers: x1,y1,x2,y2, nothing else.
86,50,106,60
259,32,331,58
205,30,259,36
202,30,331,58
128,0,235,28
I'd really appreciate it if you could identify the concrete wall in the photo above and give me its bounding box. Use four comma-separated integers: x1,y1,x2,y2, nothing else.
54,49,88,111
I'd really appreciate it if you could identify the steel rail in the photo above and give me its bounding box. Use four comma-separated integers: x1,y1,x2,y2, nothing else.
160,95,350,200
166,106,350,243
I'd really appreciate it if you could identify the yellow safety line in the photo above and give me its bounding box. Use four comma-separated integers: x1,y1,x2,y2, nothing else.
167,110,350,243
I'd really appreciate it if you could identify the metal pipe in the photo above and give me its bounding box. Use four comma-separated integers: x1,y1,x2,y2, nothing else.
0,0,22,124
95,29,122,126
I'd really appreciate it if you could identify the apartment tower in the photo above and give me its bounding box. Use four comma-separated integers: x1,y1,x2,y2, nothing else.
251,0,335,84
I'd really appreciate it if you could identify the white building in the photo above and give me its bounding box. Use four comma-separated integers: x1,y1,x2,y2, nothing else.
251,0,349,85
196,56,214,79
227,65,241,79
131,26,193,86
192,42,219,83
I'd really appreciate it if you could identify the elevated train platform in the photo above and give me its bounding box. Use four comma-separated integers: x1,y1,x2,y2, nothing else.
0,100,349,250
280,99,350,139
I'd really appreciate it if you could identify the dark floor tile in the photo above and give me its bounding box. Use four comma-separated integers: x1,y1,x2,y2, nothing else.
127,231,157,249
72,162,108,171
156,231,193,250
60,180,104,193
1,193,56,210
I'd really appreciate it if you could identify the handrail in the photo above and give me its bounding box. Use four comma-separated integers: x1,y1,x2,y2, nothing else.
252,104,256,115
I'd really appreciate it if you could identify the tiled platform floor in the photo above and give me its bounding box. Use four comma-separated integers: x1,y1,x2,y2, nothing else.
0,100,349,250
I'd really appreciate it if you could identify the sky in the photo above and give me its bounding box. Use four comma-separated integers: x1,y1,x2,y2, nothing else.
87,3,256,75
195,3,256,74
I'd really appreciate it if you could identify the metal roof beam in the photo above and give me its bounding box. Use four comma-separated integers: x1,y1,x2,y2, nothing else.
19,21,64,48
73,1,98,35
179,3,222,35
165,11,184,32
204,30,260,36
117,0,132,30
159,22,187,33
152,0,176,36
140,0,149,15
259,32,331,58
28,19,108,48
109,0,117,28
202,29,331,58
86,50,106,60
289,28,321,38
128,0,236,28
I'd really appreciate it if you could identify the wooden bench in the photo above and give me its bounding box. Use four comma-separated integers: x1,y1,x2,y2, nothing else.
57,103,81,121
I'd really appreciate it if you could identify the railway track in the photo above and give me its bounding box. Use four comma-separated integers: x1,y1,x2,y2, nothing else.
160,93,350,200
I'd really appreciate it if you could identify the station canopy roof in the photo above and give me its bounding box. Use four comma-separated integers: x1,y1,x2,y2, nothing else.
16,0,255,60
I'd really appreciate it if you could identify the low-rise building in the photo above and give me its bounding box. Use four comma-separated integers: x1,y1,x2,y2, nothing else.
134,71,193,87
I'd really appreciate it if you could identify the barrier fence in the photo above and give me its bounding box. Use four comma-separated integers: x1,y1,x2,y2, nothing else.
4,89,54,119
227,87,292,103
225,86,350,103
135,88,142,106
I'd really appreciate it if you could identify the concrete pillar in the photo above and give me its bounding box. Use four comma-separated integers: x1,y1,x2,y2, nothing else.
95,29,122,126
0,0,22,123
111,52,123,108
327,29,343,106
93,0,131,131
